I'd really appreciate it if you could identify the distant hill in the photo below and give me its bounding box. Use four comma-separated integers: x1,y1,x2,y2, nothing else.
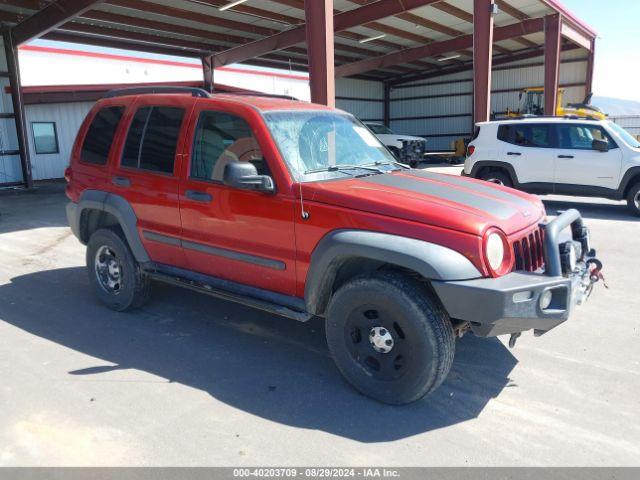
591,96,640,117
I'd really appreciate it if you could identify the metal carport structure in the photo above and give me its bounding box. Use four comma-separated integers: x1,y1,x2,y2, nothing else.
0,0,596,188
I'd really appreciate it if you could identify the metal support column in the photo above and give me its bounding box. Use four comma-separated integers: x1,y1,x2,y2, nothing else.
473,0,494,125
585,37,595,97
3,30,32,189
544,14,561,115
383,83,391,127
201,55,214,94
304,0,335,107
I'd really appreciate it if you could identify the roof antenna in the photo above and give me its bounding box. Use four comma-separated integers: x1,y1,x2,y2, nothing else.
291,58,309,220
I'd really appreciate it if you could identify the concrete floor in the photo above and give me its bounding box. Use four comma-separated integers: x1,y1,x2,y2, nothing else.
0,174,638,466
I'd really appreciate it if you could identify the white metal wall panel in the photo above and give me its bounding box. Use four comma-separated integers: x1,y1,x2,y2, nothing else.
25,102,94,180
336,78,384,122
388,53,589,151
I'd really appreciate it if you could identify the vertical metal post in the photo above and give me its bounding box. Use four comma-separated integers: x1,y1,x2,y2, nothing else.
585,37,595,98
544,14,561,115
201,55,214,94
3,30,32,188
383,83,391,127
304,0,335,107
473,0,494,125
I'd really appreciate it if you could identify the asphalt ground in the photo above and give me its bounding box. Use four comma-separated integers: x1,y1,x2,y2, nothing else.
0,171,638,466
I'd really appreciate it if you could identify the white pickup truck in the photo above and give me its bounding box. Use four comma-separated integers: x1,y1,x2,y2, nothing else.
365,122,428,167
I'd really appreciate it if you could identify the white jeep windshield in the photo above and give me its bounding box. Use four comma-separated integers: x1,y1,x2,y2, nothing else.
264,110,399,182
607,121,640,149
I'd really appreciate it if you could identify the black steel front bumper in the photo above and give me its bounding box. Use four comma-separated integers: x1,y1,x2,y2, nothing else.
431,209,601,337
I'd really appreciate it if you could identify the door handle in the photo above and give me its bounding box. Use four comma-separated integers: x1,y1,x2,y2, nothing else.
112,176,131,187
185,190,213,203
507,152,521,156
558,155,575,159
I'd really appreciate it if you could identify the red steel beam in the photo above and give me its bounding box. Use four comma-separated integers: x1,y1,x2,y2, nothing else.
335,17,544,77
544,14,561,115
202,55,214,93
585,37,595,97
473,0,494,125
11,0,105,45
212,0,441,67
305,0,335,107
387,43,581,86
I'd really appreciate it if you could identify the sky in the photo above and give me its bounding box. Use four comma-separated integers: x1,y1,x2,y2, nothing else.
562,0,640,101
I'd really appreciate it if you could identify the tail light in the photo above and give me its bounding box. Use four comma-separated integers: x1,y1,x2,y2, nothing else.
467,145,476,157
64,166,72,183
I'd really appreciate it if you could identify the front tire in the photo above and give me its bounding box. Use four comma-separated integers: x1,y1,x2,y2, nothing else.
325,272,455,404
86,227,151,311
626,182,640,217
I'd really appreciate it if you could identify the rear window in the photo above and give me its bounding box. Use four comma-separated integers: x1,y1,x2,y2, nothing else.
121,106,185,174
81,106,124,165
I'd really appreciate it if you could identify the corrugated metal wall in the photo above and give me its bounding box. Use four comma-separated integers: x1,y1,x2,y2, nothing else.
389,50,590,151
25,102,94,181
336,78,384,122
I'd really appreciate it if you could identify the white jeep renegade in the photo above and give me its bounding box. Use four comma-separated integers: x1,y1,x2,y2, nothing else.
463,117,640,216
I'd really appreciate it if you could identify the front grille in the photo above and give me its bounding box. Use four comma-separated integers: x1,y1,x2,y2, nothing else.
512,227,545,272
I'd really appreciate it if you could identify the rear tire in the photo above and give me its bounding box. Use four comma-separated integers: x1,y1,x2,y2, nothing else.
479,170,512,187
325,272,455,405
626,182,640,217
86,227,151,311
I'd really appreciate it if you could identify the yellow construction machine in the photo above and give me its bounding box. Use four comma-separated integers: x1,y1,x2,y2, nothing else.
504,87,606,120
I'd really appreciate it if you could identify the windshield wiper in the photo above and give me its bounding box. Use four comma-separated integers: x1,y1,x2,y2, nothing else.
364,160,409,170
304,164,385,175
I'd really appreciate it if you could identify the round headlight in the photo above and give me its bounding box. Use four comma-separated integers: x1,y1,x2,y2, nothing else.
486,232,505,272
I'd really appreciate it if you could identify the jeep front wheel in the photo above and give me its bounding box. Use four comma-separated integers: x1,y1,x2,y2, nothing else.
325,272,455,404
626,182,640,217
87,228,151,311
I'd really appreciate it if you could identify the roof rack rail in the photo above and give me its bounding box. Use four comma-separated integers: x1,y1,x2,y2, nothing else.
223,91,298,101
105,86,211,98
511,114,595,121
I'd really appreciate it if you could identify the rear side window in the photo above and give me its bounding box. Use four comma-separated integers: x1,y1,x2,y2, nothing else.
497,123,553,148
81,106,124,165
122,106,185,174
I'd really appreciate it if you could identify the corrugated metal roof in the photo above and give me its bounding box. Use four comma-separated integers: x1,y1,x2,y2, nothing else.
0,0,595,82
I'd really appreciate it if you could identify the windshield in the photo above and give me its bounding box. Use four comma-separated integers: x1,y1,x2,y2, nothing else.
264,110,399,181
607,121,640,149
366,123,394,135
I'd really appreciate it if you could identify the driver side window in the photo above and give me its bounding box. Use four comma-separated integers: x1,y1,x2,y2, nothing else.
190,111,266,182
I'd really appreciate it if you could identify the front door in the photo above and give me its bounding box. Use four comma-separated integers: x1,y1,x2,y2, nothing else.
554,123,623,190
178,105,297,296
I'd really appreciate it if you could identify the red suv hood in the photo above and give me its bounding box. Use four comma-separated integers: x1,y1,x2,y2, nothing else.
301,170,545,236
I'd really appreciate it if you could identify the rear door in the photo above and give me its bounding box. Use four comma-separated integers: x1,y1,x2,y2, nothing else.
110,96,193,268
554,123,623,189
497,122,556,185
177,104,297,296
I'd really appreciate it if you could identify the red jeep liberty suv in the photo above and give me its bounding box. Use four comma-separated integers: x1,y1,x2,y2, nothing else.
65,87,604,404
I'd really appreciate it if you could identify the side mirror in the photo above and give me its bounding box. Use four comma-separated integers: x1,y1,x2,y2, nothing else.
592,139,609,152
223,162,275,192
